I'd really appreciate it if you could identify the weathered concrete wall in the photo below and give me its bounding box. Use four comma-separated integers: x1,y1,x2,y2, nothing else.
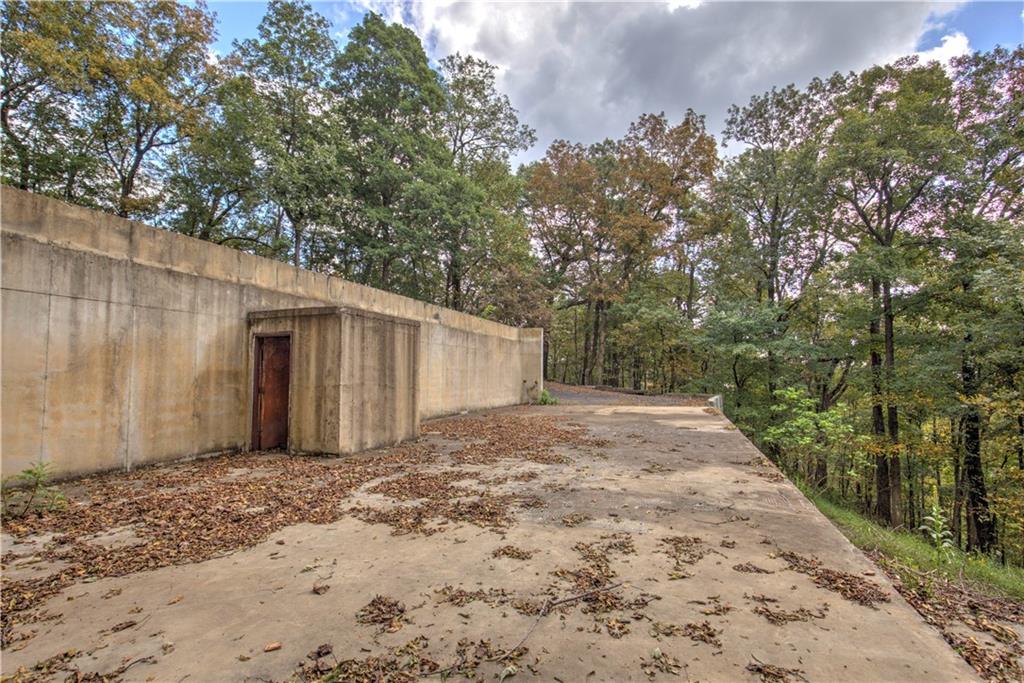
1,187,542,477
337,309,419,454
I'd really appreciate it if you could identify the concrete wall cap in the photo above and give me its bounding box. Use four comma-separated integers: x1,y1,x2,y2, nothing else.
247,305,420,328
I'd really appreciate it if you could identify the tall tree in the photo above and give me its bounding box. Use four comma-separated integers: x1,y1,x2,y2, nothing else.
438,53,535,172
721,82,837,413
161,75,263,247
89,0,217,217
332,12,445,291
822,58,958,526
232,0,342,267
2,1,123,201
937,46,1024,550
528,112,716,384
436,53,536,310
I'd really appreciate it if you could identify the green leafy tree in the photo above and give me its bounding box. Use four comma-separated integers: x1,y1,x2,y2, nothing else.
332,12,445,291
87,0,217,217
528,112,717,385
438,53,535,172
161,75,263,247
435,53,536,311
763,387,854,487
926,46,1024,551
232,0,343,267
720,83,837,405
822,58,959,526
2,2,122,203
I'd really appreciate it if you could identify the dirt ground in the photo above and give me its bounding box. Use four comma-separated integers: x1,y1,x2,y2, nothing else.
1,391,988,682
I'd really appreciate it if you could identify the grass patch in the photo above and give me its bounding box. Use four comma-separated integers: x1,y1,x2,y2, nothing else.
806,492,1024,601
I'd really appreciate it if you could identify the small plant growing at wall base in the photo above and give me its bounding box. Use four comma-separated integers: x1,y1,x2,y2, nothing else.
2,461,66,518
537,389,558,405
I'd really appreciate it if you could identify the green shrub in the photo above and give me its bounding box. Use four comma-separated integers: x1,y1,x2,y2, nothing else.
537,388,558,405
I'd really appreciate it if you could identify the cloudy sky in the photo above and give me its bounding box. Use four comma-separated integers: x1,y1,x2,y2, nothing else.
211,1,1023,160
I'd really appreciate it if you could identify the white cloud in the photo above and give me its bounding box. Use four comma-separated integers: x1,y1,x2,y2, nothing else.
346,1,962,161
915,31,971,64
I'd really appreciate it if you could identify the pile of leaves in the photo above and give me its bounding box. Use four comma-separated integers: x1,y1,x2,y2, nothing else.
777,551,889,607
639,648,683,678
346,503,439,536
660,535,713,578
355,595,406,633
733,562,774,574
295,643,338,680
1,649,82,682
649,621,722,648
2,453,404,645
690,595,733,615
434,584,544,618
351,491,524,536
295,637,439,682
552,534,637,614
423,414,605,466
561,513,590,527
605,616,631,638
746,656,807,683
359,444,441,468
435,585,510,608
870,551,1023,682
753,604,828,625
433,638,528,679
481,471,541,485
367,471,477,500
3,648,156,682
492,545,537,560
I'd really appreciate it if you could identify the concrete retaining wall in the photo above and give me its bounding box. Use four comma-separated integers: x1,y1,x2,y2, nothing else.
1,187,543,478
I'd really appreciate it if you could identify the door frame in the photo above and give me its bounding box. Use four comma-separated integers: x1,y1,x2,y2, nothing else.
251,332,292,450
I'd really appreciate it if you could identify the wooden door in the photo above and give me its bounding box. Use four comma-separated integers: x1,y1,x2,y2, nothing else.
253,335,290,450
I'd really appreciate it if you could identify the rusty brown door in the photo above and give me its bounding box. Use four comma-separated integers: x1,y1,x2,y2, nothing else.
253,335,290,450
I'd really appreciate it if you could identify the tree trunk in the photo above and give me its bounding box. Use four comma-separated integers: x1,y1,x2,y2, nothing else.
952,432,964,549
591,300,606,385
881,279,903,527
273,207,284,243
1017,414,1024,469
870,277,892,523
449,253,463,311
543,334,550,382
291,218,304,268
962,334,995,552
581,302,593,385
2,103,33,190
812,390,830,489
